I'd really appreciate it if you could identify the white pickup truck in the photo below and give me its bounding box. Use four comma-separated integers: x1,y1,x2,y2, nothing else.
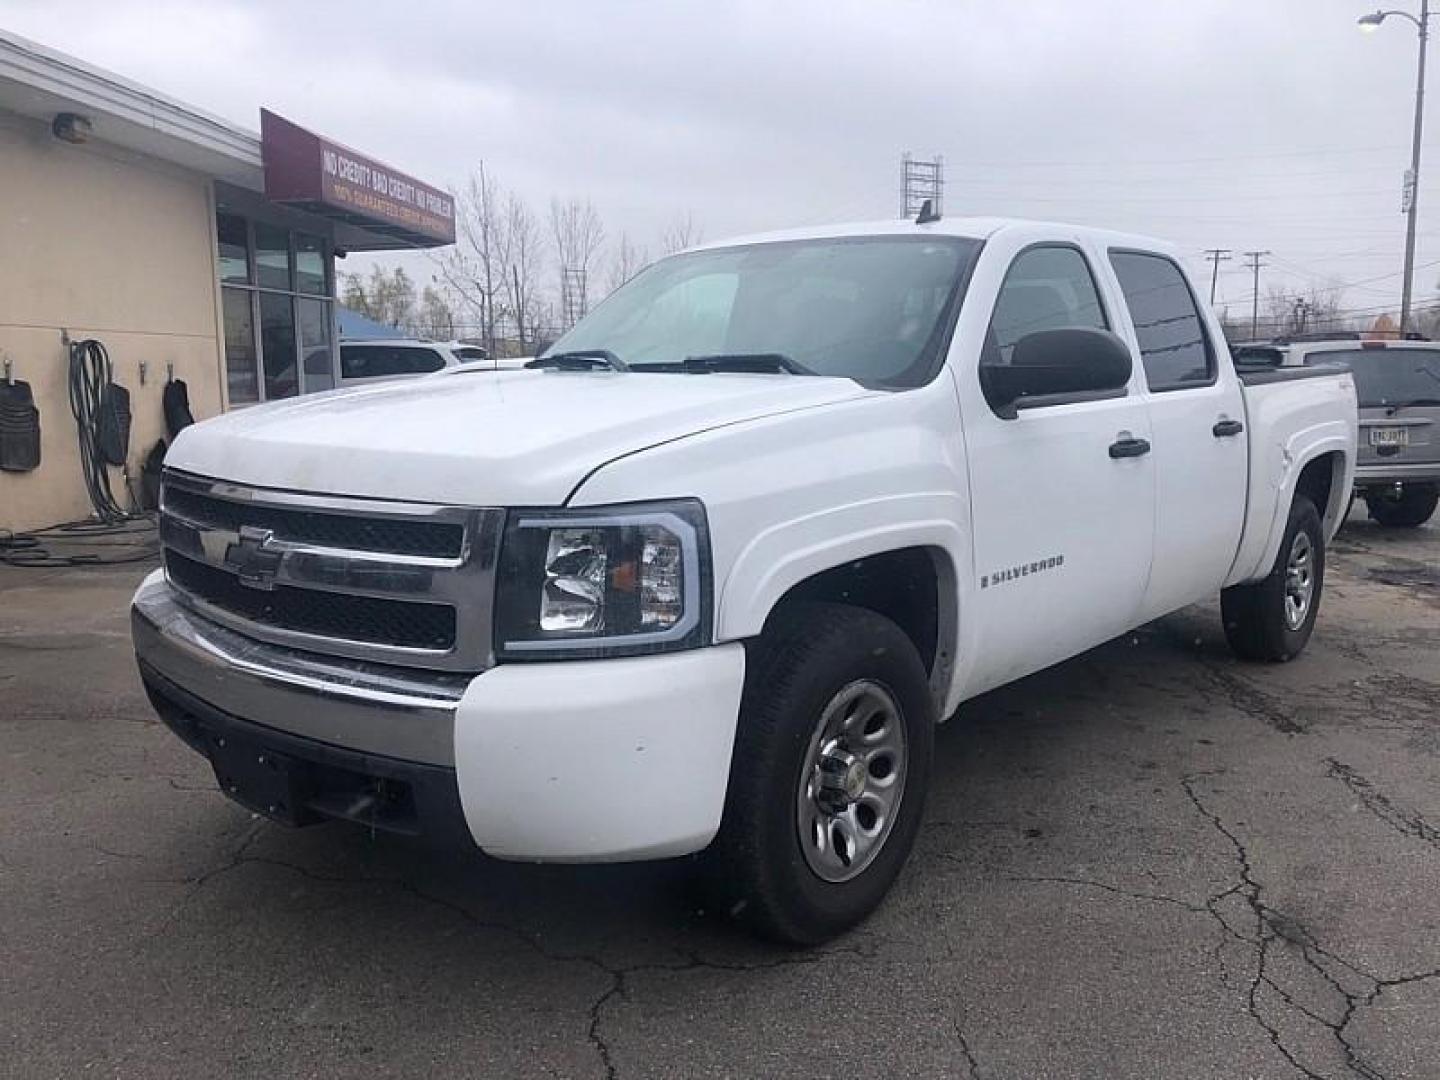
133,218,1357,943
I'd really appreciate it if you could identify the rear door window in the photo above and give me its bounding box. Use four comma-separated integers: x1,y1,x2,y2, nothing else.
340,345,448,379
1109,252,1214,391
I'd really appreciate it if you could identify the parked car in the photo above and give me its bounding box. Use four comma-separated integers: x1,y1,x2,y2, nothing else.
134,218,1357,944
338,338,494,386
1239,338,1439,527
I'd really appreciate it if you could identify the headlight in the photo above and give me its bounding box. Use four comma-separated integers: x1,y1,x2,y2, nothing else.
494,500,711,659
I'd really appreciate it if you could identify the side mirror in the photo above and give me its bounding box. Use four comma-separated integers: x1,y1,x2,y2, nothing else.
981,327,1133,418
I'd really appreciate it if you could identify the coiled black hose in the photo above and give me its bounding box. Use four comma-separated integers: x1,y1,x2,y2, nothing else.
0,339,155,565
68,338,131,523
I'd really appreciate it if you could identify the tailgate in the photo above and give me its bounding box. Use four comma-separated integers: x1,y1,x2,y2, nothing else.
1358,405,1439,468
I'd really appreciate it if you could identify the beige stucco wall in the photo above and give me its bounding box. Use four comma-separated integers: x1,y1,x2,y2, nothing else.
0,111,224,534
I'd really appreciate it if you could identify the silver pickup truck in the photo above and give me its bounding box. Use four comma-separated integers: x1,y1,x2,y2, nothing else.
1257,339,1439,527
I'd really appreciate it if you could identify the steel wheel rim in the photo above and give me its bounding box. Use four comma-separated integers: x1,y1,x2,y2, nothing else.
1283,531,1314,630
795,679,908,883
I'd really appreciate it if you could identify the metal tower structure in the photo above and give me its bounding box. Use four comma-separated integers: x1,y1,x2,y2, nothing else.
901,153,944,218
560,267,587,329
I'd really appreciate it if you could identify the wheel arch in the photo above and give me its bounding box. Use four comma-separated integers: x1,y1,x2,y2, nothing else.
719,531,961,714
1227,426,1353,587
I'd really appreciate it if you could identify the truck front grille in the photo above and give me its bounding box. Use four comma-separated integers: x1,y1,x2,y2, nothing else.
165,552,458,651
158,470,501,671
163,486,464,558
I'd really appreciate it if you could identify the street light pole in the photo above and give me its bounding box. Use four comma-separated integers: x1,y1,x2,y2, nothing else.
1404,2,1428,335
1361,4,1431,335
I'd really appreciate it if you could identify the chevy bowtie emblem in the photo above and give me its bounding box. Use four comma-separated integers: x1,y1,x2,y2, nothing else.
225,525,283,591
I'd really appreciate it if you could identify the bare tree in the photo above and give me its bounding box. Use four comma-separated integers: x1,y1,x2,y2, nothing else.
341,265,417,328
659,212,701,255
410,283,457,340
436,163,507,356
550,197,605,324
1265,282,1349,338
503,193,544,352
606,232,650,295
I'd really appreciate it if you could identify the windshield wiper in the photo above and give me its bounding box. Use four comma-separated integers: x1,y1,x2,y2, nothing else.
527,350,628,372
680,353,813,375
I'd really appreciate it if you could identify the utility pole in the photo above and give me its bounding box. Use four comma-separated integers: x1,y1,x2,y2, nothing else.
1404,0,1429,334
1358,2,1430,333
1242,251,1270,339
1203,248,1232,304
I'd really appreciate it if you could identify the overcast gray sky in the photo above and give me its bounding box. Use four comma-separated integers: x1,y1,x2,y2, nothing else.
5,0,1437,323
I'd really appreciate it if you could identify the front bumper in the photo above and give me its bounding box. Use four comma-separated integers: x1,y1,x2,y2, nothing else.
132,571,747,862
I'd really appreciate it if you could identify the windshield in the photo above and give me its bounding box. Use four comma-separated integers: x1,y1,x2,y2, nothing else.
453,347,489,363
1306,347,1440,407
545,236,980,388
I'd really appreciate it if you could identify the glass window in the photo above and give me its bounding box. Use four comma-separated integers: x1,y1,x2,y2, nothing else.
222,288,258,404
1303,347,1440,408
341,345,448,379
295,233,328,296
298,298,334,392
260,292,299,400
986,246,1108,367
1110,252,1213,391
255,223,292,291
215,212,334,403
545,237,979,388
217,214,250,285
453,347,489,363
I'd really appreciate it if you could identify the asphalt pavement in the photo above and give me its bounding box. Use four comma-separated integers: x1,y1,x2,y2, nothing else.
2,508,1437,1079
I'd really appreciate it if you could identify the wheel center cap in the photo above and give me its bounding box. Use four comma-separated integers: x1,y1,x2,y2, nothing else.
843,760,867,801
816,748,867,811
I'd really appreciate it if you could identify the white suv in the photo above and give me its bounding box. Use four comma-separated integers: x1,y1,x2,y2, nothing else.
338,339,494,386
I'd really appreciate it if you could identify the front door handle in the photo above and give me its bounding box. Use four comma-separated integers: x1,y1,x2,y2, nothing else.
1109,436,1152,459
1212,418,1244,438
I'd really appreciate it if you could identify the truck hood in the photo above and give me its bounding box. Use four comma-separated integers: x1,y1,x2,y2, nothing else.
167,369,873,505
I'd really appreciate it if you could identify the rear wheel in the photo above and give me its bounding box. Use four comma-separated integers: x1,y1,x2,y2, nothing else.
1222,495,1324,662
1365,483,1438,528
703,602,934,946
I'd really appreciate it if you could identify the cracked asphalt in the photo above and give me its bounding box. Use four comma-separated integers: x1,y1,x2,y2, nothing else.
2,507,1437,1079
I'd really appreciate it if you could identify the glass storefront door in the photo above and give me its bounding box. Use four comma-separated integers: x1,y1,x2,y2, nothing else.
216,211,335,405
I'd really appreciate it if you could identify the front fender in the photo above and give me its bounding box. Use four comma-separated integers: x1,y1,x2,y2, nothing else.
568,384,975,714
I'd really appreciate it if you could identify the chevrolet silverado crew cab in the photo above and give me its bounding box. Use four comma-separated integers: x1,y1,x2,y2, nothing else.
1241,338,1438,527
133,218,1357,944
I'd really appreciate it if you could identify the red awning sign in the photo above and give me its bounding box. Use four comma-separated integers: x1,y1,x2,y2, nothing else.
261,109,455,248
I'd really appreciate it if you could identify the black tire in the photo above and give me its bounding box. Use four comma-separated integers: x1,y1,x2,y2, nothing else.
702,601,935,946
1222,495,1325,662
1365,483,1439,528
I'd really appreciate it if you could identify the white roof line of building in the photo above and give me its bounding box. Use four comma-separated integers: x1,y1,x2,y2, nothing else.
0,28,262,168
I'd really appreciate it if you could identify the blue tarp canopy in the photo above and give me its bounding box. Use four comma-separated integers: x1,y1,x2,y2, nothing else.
337,307,406,341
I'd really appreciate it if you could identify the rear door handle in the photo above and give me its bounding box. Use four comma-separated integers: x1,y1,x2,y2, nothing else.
1212,419,1244,438
1109,436,1152,459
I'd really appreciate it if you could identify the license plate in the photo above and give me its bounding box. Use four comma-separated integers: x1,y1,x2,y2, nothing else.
1369,427,1410,448
207,734,308,825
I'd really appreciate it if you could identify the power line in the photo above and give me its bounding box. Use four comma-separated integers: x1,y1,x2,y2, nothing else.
948,142,1431,169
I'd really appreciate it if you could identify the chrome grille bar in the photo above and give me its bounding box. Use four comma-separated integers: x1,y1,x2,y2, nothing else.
159,469,501,672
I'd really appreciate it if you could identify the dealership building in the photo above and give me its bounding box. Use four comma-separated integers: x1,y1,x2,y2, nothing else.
0,31,455,533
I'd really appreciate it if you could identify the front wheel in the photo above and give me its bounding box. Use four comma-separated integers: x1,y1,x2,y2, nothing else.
703,602,935,946
1221,495,1325,662
1365,483,1438,528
